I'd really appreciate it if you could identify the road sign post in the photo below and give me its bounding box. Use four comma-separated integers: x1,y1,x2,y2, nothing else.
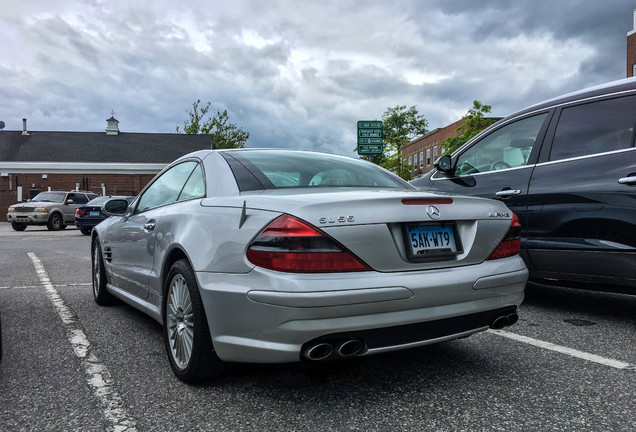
357,121,383,156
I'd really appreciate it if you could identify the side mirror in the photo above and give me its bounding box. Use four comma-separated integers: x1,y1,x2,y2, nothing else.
433,155,454,175
65,199,74,205
103,198,130,216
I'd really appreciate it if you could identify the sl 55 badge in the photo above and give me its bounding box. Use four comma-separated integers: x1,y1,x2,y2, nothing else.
319,216,355,224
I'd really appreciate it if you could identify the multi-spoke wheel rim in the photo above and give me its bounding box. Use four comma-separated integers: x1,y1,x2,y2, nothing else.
92,245,100,297
166,274,194,370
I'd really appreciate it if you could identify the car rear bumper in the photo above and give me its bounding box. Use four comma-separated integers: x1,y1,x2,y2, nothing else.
196,256,528,363
75,217,104,228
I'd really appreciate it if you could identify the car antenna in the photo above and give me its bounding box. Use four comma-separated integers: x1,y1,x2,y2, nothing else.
239,201,248,229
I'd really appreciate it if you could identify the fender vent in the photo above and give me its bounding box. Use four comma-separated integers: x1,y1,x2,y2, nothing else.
103,247,113,263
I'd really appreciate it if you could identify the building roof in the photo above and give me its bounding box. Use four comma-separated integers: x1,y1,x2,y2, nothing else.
0,131,212,163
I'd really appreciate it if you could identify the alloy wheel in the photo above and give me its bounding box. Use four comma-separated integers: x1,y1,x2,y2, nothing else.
166,274,194,370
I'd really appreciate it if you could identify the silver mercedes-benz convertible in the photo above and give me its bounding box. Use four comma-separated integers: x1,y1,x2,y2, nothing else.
91,149,527,383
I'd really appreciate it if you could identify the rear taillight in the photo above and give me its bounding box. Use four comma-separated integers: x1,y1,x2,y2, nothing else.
246,214,371,273
75,209,85,215
487,212,522,260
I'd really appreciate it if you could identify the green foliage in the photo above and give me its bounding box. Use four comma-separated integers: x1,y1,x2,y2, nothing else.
441,100,497,156
377,105,428,180
177,100,250,149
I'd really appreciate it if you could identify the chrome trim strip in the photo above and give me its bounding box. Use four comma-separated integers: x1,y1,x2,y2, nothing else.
431,147,635,181
533,147,635,167
365,327,488,355
430,164,533,180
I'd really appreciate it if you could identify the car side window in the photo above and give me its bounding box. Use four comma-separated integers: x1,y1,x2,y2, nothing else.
137,161,198,212
549,95,636,161
455,113,548,176
177,164,205,201
74,194,89,204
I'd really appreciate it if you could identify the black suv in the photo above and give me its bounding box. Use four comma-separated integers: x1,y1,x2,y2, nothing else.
412,77,636,293
7,190,99,231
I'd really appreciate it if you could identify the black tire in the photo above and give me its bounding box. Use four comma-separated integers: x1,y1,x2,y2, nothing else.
60,224,67,230
80,228,92,236
47,213,63,231
11,222,26,231
0,311,3,362
92,238,116,305
162,259,231,383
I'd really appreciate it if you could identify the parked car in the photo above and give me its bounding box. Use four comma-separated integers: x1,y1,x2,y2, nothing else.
7,190,99,231
91,149,527,383
75,196,134,235
412,77,636,293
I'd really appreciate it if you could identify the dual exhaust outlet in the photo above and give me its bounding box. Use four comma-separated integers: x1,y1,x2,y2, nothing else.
303,310,519,361
489,312,519,330
302,338,366,361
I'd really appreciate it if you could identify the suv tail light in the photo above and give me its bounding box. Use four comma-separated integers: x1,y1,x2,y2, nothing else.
487,212,522,260
246,214,371,273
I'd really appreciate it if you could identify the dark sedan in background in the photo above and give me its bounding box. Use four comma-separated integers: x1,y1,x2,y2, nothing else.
75,196,133,235
412,77,636,293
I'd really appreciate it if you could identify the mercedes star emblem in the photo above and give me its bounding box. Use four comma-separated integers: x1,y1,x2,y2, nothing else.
427,205,441,220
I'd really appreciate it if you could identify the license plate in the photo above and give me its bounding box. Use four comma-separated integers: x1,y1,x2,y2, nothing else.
90,211,100,216
404,223,460,258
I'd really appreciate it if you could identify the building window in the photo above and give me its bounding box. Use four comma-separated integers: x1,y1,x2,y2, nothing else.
433,146,438,163
419,151,424,168
413,153,417,169
408,155,412,167
426,148,431,166
633,64,636,77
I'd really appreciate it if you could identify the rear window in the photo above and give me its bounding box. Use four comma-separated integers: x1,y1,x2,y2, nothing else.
222,150,411,191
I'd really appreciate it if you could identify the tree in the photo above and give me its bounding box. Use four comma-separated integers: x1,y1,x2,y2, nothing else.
441,100,498,156
378,105,428,180
379,105,428,180
176,99,250,149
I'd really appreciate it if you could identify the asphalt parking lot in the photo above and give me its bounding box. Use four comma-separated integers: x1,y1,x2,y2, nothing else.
0,223,634,431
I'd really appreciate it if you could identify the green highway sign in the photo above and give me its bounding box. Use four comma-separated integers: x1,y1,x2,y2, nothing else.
357,120,383,155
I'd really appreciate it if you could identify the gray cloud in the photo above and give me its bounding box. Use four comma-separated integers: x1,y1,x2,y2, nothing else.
1,0,634,156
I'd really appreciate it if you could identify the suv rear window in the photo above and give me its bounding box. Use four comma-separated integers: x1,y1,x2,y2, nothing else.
550,95,636,161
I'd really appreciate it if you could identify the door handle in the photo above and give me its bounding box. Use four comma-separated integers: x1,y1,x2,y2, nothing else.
495,189,522,198
618,175,636,185
144,221,156,231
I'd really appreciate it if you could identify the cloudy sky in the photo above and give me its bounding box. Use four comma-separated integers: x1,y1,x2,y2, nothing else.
1,0,635,155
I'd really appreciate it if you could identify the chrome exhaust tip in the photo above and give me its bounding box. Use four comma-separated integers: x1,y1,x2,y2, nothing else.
302,342,334,361
490,315,510,330
506,313,519,326
336,339,365,357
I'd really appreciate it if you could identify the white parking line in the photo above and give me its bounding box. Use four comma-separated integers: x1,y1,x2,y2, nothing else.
28,252,137,432
488,329,635,371
0,283,91,290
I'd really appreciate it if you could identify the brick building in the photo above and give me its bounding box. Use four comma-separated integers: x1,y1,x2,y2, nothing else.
402,119,465,179
628,9,636,77
0,117,211,218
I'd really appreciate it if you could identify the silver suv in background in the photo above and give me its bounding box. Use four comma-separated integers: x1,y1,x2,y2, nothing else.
7,190,99,231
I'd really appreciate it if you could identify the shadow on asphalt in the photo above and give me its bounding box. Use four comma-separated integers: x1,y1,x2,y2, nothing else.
524,281,636,320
